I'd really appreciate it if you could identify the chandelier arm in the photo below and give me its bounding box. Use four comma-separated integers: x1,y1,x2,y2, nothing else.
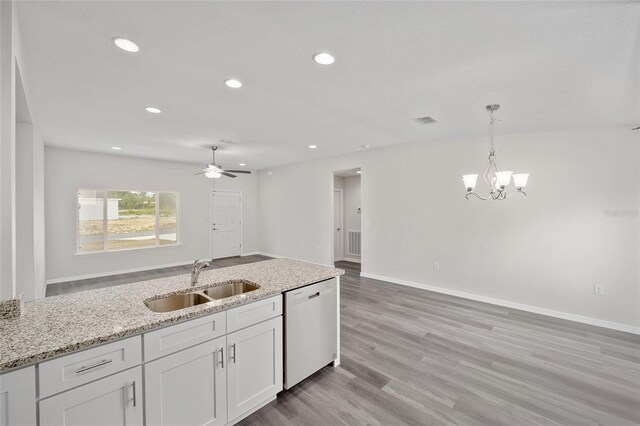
517,189,527,198
466,191,487,201
482,158,493,190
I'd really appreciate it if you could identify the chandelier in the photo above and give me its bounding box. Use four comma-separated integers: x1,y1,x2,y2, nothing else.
462,104,529,200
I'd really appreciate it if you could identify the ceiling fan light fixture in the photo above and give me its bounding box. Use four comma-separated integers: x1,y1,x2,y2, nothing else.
205,169,222,179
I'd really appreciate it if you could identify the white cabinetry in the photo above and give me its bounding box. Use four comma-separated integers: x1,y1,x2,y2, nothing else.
39,367,143,426
0,366,36,426
8,293,286,426
145,336,227,426
227,316,282,423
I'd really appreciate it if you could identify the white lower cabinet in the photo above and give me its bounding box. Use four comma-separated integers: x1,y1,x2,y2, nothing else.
39,366,143,426
0,366,37,426
226,316,283,423
145,336,227,426
9,294,284,426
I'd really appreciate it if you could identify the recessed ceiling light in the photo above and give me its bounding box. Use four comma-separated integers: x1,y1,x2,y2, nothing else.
145,106,162,114
308,145,318,149
239,163,246,166
112,37,139,53
224,79,242,88
356,170,362,174
111,146,122,150
313,52,335,65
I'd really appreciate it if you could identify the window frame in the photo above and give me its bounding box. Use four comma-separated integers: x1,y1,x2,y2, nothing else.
76,188,180,255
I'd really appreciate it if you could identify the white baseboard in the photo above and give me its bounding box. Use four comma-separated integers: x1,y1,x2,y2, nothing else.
360,272,640,335
255,252,334,268
241,251,261,257
46,260,194,285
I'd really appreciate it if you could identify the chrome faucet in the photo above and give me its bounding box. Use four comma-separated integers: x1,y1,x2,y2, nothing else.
191,259,210,286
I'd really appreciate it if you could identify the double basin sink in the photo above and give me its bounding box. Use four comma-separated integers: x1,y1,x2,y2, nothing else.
145,280,260,313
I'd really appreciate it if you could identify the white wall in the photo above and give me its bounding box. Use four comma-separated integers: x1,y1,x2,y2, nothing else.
1,1,44,300
259,127,640,329
16,121,45,299
45,148,259,282
0,0,17,299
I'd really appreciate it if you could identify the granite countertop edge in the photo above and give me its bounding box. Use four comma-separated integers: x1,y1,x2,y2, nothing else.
0,258,344,373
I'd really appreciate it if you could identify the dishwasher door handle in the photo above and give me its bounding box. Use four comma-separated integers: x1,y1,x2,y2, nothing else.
308,292,320,300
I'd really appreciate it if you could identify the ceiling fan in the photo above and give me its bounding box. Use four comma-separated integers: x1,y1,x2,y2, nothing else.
194,146,251,179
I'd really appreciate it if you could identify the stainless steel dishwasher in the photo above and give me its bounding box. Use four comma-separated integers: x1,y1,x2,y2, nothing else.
284,277,338,389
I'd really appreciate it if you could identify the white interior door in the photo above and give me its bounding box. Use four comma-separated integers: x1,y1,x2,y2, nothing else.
211,191,242,259
333,189,343,262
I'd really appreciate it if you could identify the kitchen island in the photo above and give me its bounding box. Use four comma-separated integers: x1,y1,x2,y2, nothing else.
0,258,343,426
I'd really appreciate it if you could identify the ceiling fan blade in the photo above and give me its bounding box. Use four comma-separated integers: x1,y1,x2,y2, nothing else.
223,170,251,174
221,172,237,178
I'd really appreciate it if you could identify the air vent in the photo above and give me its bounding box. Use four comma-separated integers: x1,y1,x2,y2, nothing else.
412,116,438,125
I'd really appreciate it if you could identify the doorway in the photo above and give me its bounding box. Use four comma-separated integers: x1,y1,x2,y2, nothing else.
333,188,343,262
210,190,242,259
332,169,362,265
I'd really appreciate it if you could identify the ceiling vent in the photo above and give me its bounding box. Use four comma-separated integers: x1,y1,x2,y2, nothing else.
412,116,438,125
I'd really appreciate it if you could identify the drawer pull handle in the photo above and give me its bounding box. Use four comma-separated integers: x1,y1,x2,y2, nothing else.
230,343,237,364
75,359,112,374
308,292,320,300
132,380,137,407
218,347,224,368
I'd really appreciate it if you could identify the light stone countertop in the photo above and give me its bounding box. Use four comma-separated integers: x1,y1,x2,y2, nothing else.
0,258,343,372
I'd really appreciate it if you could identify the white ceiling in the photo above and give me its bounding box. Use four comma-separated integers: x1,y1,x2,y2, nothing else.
16,1,639,170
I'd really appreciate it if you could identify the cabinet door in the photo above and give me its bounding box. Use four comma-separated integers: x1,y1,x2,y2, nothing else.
39,367,142,426
227,316,282,422
145,336,227,426
0,366,36,426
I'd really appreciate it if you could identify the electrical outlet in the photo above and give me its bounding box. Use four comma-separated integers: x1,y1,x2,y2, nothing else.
433,262,440,271
594,284,604,296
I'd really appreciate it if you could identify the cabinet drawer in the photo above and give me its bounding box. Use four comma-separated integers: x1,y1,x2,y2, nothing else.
226,295,282,333
144,311,226,362
39,366,143,426
39,336,142,398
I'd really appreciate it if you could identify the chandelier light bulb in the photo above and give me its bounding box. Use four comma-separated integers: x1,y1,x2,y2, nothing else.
494,171,513,189
512,173,530,189
462,174,478,191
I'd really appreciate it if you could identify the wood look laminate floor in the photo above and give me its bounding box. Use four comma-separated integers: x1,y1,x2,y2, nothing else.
239,261,640,426
47,258,640,425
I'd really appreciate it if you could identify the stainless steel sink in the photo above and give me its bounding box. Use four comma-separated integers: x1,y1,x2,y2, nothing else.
145,292,212,313
145,280,260,313
203,281,260,300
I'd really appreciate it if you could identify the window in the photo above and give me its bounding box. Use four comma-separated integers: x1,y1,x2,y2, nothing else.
77,189,178,254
